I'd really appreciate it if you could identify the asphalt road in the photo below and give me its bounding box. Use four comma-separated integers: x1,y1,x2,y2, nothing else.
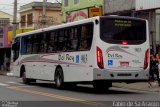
0,75,160,107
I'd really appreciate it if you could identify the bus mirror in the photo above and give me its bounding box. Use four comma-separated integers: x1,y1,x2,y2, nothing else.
95,19,99,25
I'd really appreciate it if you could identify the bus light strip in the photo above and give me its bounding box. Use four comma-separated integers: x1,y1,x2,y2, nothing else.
20,60,87,67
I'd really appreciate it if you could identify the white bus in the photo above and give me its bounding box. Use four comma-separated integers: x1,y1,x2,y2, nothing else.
11,16,150,90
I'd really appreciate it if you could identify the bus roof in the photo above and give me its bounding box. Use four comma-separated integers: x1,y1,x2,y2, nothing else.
15,16,147,38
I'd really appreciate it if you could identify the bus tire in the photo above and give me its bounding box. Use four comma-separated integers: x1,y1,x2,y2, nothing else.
55,67,65,89
21,68,30,84
93,81,111,91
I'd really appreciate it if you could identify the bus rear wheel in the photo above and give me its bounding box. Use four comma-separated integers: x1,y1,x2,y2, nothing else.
55,67,65,89
93,81,111,91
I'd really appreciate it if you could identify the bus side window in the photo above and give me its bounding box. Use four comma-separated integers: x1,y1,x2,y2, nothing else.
26,36,32,54
34,33,47,54
65,40,73,51
48,42,55,52
78,23,93,51
39,40,47,53
58,30,65,51
63,29,73,51
32,34,39,54
47,31,56,53
21,37,27,54
70,27,78,51
79,39,87,51
86,25,93,49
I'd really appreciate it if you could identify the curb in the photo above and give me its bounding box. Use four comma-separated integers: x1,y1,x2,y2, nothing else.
0,71,9,75
113,83,160,92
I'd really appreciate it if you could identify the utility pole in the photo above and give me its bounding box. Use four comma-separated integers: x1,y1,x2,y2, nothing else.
103,0,105,15
149,10,156,53
41,0,47,26
12,0,17,40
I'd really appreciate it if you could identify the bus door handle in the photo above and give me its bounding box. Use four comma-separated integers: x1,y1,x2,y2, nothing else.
44,65,47,66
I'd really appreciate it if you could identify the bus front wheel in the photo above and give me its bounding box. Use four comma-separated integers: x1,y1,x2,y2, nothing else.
21,68,30,84
55,67,65,89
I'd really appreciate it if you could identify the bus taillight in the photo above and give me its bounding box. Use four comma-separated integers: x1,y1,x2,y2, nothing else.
121,41,128,45
144,49,149,70
97,47,104,69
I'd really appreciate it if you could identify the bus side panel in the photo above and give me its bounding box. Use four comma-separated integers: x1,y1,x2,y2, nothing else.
10,63,20,77
63,51,94,82
42,61,56,81
10,49,21,77
22,54,57,81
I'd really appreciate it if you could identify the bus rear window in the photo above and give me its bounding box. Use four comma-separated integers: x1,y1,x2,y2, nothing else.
100,18,146,45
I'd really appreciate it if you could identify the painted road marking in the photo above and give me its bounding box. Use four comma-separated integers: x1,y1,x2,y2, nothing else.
7,86,35,88
0,83,9,87
6,81,25,86
8,86,106,107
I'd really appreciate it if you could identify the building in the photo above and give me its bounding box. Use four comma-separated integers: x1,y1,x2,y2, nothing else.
0,11,13,26
0,11,31,70
19,2,62,29
0,11,13,48
61,0,103,23
0,11,14,68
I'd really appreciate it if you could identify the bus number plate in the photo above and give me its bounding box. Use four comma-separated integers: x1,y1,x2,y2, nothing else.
120,62,129,67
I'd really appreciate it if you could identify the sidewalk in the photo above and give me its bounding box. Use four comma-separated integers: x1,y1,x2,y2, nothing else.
113,82,160,92
0,70,9,75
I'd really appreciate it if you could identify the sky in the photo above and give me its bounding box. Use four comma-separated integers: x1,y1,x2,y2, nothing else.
0,0,60,16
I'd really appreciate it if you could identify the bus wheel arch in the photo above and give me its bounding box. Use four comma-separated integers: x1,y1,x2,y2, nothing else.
54,65,65,89
20,65,25,78
20,65,30,84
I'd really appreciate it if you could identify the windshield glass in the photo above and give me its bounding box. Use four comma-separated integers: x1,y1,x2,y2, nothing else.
100,17,146,44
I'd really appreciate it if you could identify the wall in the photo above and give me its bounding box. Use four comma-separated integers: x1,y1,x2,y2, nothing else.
63,0,103,11
0,25,12,48
135,0,160,10
104,0,135,14
104,0,160,14
0,11,13,25
34,8,61,29
61,0,103,22
0,12,13,48
20,7,61,29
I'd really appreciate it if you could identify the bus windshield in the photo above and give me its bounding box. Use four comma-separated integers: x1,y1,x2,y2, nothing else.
100,17,146,45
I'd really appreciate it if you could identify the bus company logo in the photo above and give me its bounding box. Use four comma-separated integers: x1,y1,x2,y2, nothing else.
58,54,75,62
108,53,123,59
